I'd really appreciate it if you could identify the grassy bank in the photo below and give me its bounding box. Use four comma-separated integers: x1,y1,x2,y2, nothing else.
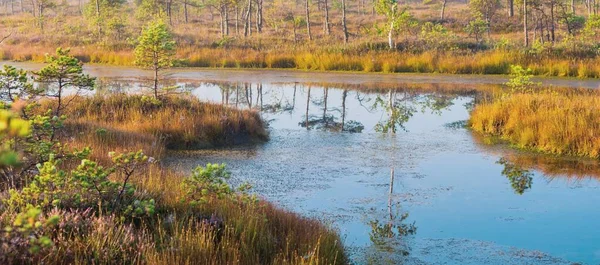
1,94,347,264
60,94,268,162
469,89,600,159
5,45,600,78
472,133,600,180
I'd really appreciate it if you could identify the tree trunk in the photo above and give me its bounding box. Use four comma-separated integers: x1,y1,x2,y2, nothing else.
342,0,348,43
219,7,224,38
244,0,252,37
388,26,394,49
225,4,229,35
153,67,159,99
550,2,555,42
256,0,263,33
388,90,395,133
508,0,514,17
56,80,63,117
95,0,101,34
524,0,528,47
38,3,43,29
305,87,311,129
293,22,298,43
167,0,172,25
388,4,396,49
486,15,491,39
184,0,188,23
572,0,575,14
235,6,239,34
323,88,328,127
323,0,330,35
341,89,347,131
306,0,312,40
440,0,447,20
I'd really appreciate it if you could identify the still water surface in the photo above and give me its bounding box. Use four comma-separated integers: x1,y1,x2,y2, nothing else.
152,81,600,265
3,62,599,264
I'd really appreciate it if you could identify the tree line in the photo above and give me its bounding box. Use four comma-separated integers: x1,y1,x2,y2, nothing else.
1,0,600,50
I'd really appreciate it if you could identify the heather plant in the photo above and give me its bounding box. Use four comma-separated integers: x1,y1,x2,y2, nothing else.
0,206,60,263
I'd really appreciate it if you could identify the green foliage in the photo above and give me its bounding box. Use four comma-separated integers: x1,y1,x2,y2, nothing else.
3,205,59,255
7,151,156,220
140,95,163,106
0,110,30,167
0,65,34,103
497,158,533,195
420,22,457,50
134,19,176,97
369,213,416,251
582,14,600,39
375,0,416,48
134,20,176,71
83,0,127,38
375,0,399,21
34,48,95,116
373,92,415,133
0,56,94,190
505,65,540,93
135,0,166,22
468,0,500,23
559,12,585,36
465,16,488,44
181,163,256,206
182,163,232,205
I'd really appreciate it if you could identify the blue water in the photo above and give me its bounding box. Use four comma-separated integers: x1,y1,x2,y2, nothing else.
3,61,598,263
159,82,600,264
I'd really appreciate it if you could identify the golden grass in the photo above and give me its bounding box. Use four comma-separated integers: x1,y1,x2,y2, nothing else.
11,94,346,265
57,94,267,164
472,133,600,180
469,89,600,158
5,42,600,78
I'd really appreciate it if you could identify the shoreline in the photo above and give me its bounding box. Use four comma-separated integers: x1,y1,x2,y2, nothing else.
3,61,600,89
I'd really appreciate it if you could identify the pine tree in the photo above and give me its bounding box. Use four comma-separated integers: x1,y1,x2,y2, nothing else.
134,19,176,99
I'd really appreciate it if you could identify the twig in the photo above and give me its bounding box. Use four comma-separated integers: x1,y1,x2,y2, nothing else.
0,32,13,44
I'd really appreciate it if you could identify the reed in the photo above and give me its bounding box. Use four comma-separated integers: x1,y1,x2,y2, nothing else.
470,89,600,158
5,43,600,78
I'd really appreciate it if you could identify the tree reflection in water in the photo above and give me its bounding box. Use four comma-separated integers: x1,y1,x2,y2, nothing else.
497,158,533,195
299,86,365,132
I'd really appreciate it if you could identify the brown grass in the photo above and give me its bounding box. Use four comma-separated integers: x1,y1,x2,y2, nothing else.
4,94,347,264
469,89,600,158
55,94,267,164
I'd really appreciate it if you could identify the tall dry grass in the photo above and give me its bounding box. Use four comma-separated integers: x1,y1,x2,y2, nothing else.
5,43,600,78
57,94,267,164
469,90,600,158
472,133,600,180
3,94,347,265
